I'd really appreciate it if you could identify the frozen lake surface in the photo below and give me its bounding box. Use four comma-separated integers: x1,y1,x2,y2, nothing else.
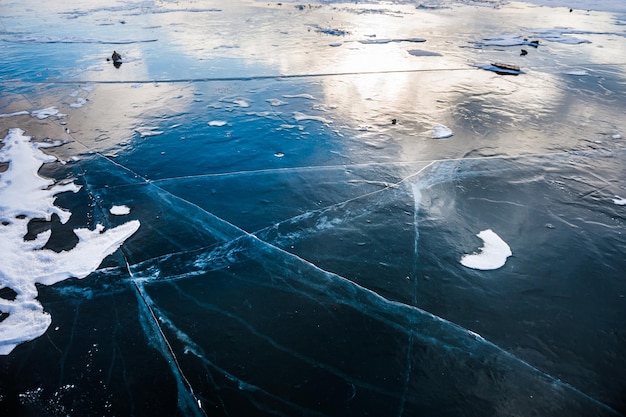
1,0,625,415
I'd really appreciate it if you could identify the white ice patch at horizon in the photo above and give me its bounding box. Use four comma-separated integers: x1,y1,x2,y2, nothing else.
0,128,140,355
461,229,512,271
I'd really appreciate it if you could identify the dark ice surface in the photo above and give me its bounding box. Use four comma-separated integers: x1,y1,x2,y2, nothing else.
1,0,625,416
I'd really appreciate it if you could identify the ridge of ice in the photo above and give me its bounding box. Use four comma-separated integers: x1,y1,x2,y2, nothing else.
293,112,332,124
461,229,512,270
0,128,140,355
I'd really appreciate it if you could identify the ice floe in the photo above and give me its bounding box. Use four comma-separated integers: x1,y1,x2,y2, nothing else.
208,120,228,127
0,128,140,355
432,125,453,139
461,229,512,271
110,205,131,215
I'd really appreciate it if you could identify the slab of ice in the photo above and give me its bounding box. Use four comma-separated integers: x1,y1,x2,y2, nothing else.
0,128,140,355
432,125,453,139
110,205,131,215
461,229,512,271
208,120,228,127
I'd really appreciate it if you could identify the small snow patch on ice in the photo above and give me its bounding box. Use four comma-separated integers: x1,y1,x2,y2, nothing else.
294,112,332,124
283,94,316,100
31,107,59,119
461,229,512,271
208,120,227,127
0,111,29,118
232,99,250,108
69,98,88,109
432,125,453,139
612,134,622,139
613,196,626,206
110,205,131,215
267,98,287,106
408,49,442,56
134,127,164,137
565,69,589,76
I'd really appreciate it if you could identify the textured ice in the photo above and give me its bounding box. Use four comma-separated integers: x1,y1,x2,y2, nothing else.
460,229,512,270
0,129,140,354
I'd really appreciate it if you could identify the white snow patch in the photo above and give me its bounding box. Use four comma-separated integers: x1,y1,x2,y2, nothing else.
613,196,626,206
232,99,250,108
293,111,332,124
432,125,453,139
31,107,59,119
283,94,316,100
461,229,512,271
208,120,227,127
110,205,131,215
134,127,164,137
612,134,622,139
69,97,88,109
267,98,288,106
564,69,589,76
0,111,30,118
0,128,140,355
